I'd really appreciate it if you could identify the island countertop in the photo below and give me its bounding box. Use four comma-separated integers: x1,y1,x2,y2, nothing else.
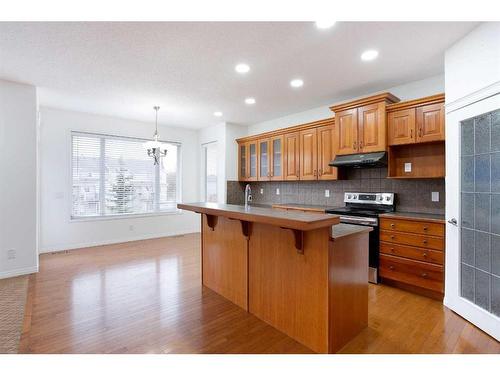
177,202,340,230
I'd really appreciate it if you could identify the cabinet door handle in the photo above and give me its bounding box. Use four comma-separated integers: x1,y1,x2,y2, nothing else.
353,141,357,150
359,140,363,149
319,169,323,176
389,265,395,270
421,272,428,278
410,129,413,139
419,128,423,137
313,170,317,177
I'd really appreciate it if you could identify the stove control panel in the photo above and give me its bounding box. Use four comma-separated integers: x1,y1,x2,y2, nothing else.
344,192,394,205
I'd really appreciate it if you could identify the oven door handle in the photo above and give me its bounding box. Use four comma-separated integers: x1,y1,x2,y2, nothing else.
339,216,378,226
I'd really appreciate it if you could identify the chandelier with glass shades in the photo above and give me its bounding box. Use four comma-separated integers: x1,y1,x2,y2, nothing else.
144,106,167,165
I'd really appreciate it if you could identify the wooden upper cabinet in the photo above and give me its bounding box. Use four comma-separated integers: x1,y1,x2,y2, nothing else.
317,124,337,180
238,142,248,181
284,132,300,180
358,102,386,153
335,108,358,155
388,108,416,146
270,135,284,181
299,128,318,180
416,103,445,143
331,92,400,155
386,94,445,146
247,141,258,181
258,138,271,181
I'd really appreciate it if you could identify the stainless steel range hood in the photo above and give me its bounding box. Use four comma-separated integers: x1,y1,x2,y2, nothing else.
329,151,387,168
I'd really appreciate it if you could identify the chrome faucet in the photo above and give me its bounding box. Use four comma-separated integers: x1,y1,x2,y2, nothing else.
244,184,252,208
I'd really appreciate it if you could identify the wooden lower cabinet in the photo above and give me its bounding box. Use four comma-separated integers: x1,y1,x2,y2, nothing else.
379,216,445,299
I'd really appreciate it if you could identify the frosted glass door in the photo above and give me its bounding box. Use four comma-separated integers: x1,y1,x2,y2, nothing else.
460,110,500,314
446,93,500,342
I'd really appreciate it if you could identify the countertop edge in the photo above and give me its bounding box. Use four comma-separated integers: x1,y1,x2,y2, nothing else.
379,212,445,223
330,223,373,240
178,203,340,231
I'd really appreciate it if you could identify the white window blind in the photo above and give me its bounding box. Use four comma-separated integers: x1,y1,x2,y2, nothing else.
72,132,180,219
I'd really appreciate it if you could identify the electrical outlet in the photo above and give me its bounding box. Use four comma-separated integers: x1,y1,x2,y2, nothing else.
129,225,134,231
260,188,264,195
325,189,330,198
276,188,280,195
404,162,412,173
7,249,16,260
431,192,440,202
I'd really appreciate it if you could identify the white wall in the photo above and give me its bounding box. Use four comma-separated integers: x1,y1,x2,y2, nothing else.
445,22,500,106
39,107,200,253
247,75,445,136
0,80,38,278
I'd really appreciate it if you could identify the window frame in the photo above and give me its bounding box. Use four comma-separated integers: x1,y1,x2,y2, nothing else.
70,131,182,221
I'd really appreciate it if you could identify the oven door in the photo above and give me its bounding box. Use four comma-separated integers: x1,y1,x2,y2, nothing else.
339,215,379,284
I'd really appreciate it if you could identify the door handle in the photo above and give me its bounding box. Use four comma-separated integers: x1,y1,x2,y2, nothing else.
448,218,458,226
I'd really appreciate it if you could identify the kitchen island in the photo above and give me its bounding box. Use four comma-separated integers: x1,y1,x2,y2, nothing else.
177,202,372,353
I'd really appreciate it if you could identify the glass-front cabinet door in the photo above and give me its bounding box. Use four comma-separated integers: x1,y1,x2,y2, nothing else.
238,142,247,181
247,141,258,181
258,139,270,181
270,135,284,180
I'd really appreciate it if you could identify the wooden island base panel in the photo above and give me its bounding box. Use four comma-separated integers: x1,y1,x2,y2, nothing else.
178,202,372,353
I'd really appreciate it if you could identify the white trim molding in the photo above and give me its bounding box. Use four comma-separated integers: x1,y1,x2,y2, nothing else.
0,265,38,280
446,80,500,114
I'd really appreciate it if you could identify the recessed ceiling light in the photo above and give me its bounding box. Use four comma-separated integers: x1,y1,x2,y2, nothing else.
245,97,256,105
290,79,304,88
213,111,223,117
315,20,336,29
361,49,379,61
235,63,250,74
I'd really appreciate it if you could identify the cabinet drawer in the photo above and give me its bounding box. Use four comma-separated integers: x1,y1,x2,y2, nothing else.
380,230,444,251
380,218,444,237
379,254,443,292
380,242,443,265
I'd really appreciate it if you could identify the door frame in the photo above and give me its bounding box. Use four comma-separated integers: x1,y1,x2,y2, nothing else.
445,92,500,341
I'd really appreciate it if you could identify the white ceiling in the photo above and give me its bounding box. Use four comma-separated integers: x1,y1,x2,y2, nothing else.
0,22,477,129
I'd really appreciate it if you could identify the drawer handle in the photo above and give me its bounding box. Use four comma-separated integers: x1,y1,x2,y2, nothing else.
421,272,428,278
390,247,395,253
423,240,428,244
423,227,428,231
390,235,395,240
389,265,395,270
422,252,428,258
390,223,395,228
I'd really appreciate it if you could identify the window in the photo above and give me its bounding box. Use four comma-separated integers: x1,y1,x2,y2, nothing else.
203,142,217,203
71,132,181,219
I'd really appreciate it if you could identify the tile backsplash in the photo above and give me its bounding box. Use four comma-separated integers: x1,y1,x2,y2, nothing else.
227,167,445,215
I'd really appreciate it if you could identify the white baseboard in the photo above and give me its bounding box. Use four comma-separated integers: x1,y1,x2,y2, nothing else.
0,265,39,280
39,230,201,254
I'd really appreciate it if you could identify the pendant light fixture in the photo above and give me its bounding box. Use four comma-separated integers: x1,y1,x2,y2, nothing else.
144,106,167,165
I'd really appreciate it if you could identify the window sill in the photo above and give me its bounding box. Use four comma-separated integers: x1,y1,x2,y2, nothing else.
70,209,183,223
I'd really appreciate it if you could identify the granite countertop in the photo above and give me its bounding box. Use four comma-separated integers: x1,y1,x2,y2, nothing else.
380,211,445,223
331,223,373,239
177,202,340,231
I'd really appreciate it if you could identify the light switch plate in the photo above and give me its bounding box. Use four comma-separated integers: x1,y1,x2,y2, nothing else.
260,188,264,194
276,188,280,195
432,191,439,202
404,162,412,173
325,189,330,197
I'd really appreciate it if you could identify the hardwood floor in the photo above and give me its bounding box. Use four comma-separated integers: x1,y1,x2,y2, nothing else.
20,233,499,354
